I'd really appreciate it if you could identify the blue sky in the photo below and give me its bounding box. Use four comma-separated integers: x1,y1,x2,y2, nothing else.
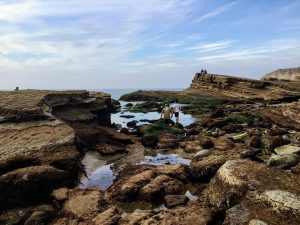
0,0,300,89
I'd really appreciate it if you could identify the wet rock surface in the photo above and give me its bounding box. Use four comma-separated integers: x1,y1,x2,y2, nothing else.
1,85,300,225
0,90,127,210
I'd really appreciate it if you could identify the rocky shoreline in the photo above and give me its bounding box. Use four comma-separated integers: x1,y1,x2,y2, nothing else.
0,72,300,225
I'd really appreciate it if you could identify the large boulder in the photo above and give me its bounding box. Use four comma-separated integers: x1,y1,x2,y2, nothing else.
205,159,300,225
0,166,69,208
108,166,186,203
189,149,239,181
63,188,108,220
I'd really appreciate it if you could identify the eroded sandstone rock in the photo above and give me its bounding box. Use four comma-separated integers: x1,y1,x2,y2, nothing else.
185,73,300,101
63,188,107,219
207,159,300,225
189,149,239,181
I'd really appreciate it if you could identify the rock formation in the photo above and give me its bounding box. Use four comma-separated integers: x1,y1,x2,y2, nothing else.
185,73,300,101
1,77,300,224
0,90,125,209
262,67,300,82
260,100,300,129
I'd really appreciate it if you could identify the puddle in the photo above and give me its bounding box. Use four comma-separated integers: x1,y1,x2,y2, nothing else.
81,164,115,190
80,150,191,190
140,153,191,166
79,151,125,190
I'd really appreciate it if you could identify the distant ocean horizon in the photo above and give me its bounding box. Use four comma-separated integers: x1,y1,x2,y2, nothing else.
0,88,185,100
89,88,185,100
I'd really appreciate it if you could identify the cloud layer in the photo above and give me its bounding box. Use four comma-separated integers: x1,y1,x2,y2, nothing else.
0,0,300,89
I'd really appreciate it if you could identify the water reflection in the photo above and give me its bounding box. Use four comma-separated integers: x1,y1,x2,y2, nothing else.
111,101,195,128
140,153,191,166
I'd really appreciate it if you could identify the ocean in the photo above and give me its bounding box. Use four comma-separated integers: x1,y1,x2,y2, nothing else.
90,88,184,100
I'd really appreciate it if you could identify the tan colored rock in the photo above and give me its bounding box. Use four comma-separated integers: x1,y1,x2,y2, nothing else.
63,188,106,219
262,67,300,82
52,188,70,201
120,204,219,225
249,219,268,225
92,207,121,225
121,170,156,193
261,101,300,130
194,149,212,159
163,195,189,208
256,190,300,214
109,169,156,201
232,132,248,141
274,145,300,155
268,154,300,169
185,73,300,101
261,135,288,151
213,137,235,150
119,211,154,225
156,164,188,181
189,149,239,180
208,160,300,225
0,204,54,225
140,175,185,200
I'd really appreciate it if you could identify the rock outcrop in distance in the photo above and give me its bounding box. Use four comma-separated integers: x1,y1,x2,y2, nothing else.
185,73,300,101
261,100,300,130
0,90,131,209
262,67,300,82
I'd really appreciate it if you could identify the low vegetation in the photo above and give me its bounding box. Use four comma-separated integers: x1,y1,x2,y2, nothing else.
121,90,227,115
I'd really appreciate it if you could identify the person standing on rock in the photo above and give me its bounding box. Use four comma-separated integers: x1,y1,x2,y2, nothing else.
160,103,174,125
173,99,181,124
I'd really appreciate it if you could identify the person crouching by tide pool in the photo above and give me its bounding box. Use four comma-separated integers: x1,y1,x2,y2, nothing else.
160,103,174,125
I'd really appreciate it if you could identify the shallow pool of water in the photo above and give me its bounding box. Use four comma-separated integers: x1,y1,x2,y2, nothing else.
80,100,197,190
111,101,196,128
139,153,191,166
80,150,191,190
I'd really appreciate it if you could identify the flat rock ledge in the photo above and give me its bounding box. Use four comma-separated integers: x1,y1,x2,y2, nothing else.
0,90,118,209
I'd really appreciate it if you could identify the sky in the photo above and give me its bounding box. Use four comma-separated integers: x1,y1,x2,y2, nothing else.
0,0,300,89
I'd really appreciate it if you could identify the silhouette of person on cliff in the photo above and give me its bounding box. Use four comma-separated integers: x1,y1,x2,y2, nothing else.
160,103,174,125
14,86,19,91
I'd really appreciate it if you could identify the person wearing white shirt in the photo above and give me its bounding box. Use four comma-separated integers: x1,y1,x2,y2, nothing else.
173,99,181,124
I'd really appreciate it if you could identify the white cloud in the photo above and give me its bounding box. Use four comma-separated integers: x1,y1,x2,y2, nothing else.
0,0,299,89
187,40,234,52
193,1,238,23
196,39,300,62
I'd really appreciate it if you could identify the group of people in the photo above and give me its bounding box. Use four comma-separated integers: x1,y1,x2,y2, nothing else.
160,100,181,125
200,69,208,74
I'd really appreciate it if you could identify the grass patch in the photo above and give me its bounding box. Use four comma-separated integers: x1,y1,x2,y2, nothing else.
121,90,227,116
140,120,184,136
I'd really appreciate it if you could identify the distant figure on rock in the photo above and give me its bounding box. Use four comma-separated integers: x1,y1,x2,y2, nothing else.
200,69,208,74
173,99,181,124
14,86,19,91
160,103,174,125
